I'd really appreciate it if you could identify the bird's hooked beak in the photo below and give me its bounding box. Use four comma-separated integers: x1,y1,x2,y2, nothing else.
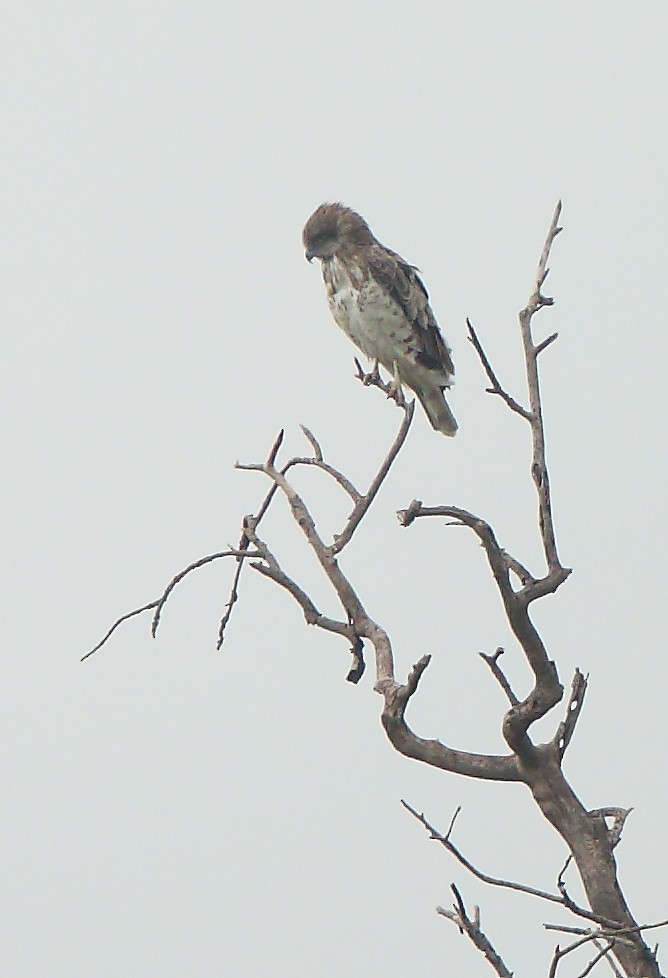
305,250,314,263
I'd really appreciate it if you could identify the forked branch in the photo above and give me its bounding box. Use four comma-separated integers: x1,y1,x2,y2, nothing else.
437,884,514,978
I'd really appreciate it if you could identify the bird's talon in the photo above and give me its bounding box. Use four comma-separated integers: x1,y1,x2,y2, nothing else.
360,359,381,387
386,385,406,407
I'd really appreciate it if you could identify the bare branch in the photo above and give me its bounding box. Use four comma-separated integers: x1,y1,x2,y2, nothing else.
379,654,431,711
266,428,285,467
382,665,522,782
244,517,363,680
518,201,567,578
237,446,383,662
548,944,561,978
242,516,342,625
83,549,261,661
479,647,519,706
503,550,536,587
251,562,349,636
553,669,588,758
549,937,617,978
557,853,573,897
151,550,261,638
289,454,363,502
544,918,667,977
592,940,625,978
545,918,668,939
221,427,362,646
82,600,159,661
401,801,614,926
236,425,524,780
438,884,514,978
217,545,247,648
577,941,617,978
218,486,282,647
330,399,415,554
397,499,563,749
535,331,559,356
299,423,323,461
467,317,533,420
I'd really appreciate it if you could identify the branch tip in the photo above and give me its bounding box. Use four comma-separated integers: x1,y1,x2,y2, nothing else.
299,424,323,461
266,429,285,467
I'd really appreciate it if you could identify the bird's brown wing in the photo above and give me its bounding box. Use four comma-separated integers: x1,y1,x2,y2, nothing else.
366,243,455,377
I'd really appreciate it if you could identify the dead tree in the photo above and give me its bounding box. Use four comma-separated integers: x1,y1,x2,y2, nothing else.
86,204,664,978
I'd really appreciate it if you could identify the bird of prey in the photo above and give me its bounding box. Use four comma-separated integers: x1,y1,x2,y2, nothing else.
302,202,457,436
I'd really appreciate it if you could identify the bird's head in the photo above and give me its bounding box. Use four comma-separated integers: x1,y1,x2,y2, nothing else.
302,202,374,262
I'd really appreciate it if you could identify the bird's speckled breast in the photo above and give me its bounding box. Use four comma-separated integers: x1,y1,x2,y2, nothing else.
323,257,413,369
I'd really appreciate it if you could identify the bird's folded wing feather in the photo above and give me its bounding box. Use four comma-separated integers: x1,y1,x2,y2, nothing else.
367,244,455,377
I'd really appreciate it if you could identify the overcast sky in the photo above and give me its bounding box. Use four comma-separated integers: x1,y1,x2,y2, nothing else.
3,3,667,976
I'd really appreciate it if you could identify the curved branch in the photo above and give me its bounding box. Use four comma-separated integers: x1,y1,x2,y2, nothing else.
83,549,261,660
397,499,563,752
381,658,522,782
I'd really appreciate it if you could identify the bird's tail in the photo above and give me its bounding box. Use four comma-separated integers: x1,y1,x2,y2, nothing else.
416,386,458,437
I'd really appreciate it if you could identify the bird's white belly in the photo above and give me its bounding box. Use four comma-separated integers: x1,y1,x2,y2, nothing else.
327,270,408,369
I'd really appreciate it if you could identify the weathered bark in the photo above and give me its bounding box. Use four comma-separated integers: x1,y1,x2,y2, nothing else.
520,745,659,977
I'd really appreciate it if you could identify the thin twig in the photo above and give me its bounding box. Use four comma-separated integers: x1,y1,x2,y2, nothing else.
330,400,415,555
577,942,616,978
83,549,261,660
151,550,261,638
467,317,533,420
82,601,159,661
557,854,573,900
217,544,248,648
299,424,323,461
548,936,615,978
547,936,618,978
437,884,514,978
479,647,519,706
401,801,616,927
592,940,625,978
544,918,668,939
288,455,362,502
535,331,559,356
266,428,285,467
220,427,361,646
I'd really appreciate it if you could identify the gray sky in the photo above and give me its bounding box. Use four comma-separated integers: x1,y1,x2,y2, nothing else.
3,3,667,976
